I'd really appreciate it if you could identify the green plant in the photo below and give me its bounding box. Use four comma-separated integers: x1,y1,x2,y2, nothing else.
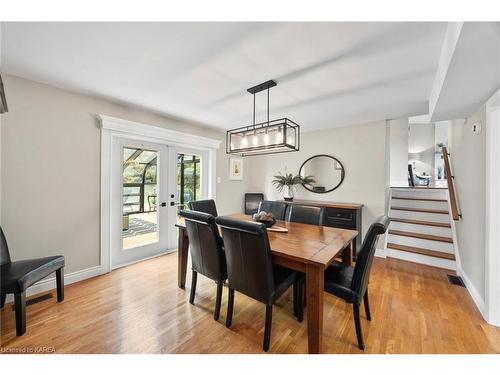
272,172,315,193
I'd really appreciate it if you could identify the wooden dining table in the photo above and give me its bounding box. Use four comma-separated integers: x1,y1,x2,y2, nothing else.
175,213,358,354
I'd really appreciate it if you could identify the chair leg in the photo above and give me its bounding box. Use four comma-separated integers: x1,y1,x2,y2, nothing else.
301,274,307,308
263,304,273,352
364,290,371,321
353,303,365,350
226,288,234,328
14,291,26,336
189,270,197,304
214,281,223,321
293,282,298,317
56,268,65,302
0,292,6,309
298,281,304,322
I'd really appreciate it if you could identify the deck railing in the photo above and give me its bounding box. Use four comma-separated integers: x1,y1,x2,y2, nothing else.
442,146,461,220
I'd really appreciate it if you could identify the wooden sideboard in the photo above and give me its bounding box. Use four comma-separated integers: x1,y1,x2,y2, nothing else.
278,199,363,256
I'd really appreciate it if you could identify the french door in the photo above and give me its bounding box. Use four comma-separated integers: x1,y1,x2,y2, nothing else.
110,139,210,268
111,138,170,268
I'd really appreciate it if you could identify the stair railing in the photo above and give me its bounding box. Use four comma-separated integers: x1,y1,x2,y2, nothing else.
442,146,461,220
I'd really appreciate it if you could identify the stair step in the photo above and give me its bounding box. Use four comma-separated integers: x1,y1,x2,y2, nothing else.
391,206,449,214
390,218,451,228
387,243,456,260
392,197,447,202
388,229,453,243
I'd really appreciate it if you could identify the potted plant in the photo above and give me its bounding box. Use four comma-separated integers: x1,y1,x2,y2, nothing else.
272,172,315,201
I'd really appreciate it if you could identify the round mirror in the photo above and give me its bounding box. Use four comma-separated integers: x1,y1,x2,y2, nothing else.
299,154,345,193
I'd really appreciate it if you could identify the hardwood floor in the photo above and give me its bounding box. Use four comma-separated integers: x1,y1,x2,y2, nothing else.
1,253,500,354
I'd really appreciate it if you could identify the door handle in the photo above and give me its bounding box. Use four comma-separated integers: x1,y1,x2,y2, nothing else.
161,202,167,207
170,202,175,206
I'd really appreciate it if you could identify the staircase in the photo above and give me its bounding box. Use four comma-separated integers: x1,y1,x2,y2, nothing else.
385,187,457,270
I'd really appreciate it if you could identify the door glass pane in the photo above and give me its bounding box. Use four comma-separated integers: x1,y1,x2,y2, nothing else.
122,147,158,250
176,153,202,216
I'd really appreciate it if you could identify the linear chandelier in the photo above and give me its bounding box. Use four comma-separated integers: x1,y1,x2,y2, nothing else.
226,80,300,156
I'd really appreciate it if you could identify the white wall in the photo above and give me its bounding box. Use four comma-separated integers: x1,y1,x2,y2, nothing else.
246,120,389,243
389,118,409,186
0,75,250,274
449,105,486,301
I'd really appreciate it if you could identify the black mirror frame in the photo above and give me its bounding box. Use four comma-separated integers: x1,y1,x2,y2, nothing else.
299,154,345,194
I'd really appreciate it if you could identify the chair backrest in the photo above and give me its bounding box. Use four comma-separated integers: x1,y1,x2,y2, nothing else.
215,216,275,305
286,204,325,226
179,210,225,282
245,193,264,215
351,216,390,299
188,199,218,217
0,226,11,266
408,164,415,187
258,200,288,221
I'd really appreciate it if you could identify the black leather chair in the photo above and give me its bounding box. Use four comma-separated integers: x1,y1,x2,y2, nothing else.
188,199,218,217
215,216,303,352
244,193,264,215
323,216,389,350
0,226,65,336
286,204,325,226
257,200,288,221
179,210,227,320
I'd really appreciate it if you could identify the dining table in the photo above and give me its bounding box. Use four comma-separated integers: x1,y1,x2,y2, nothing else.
175,213,358,354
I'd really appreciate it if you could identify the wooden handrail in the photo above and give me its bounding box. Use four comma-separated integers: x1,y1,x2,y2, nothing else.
442,147,461,220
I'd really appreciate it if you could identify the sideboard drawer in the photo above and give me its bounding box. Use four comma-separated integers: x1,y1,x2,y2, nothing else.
325,208,355,224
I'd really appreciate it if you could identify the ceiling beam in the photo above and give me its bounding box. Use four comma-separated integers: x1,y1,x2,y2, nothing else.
428,22,464,120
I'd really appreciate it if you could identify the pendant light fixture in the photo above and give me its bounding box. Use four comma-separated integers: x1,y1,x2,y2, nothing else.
226,80,300,156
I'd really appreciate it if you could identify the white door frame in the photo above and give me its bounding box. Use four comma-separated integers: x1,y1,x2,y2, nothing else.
485,87,500,326
99,115,221,273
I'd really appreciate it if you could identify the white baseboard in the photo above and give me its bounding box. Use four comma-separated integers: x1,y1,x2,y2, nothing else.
111,248,175,270
456,266,486,319
375,248,387,258
4,265,105,303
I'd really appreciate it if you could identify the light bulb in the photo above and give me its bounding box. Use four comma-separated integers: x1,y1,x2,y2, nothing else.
253,134,258,146
276,131,283,143
264,132,270,145
241,136,248,147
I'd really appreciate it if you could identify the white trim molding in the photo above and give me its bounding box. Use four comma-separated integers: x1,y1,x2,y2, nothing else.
99,115,221,272
485,87,500,326
457,266,486,318
99,115,221,150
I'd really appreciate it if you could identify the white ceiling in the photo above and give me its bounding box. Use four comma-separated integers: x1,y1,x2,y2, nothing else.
1,22,448,131
430,22,500,121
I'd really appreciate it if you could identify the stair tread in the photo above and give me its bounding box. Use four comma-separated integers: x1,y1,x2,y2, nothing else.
387,243,455,260
388,229,453,243
392,197,447,202
389,218,451,228
391,206,449,214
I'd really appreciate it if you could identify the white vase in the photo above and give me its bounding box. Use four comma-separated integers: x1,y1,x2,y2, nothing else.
283,185,294,201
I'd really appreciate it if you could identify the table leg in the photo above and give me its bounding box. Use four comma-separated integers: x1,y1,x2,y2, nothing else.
306,263,324,354
177,227,189,289
341,240,353,266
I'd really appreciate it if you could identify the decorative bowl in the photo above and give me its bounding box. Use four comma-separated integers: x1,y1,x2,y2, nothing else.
255,218,277,228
